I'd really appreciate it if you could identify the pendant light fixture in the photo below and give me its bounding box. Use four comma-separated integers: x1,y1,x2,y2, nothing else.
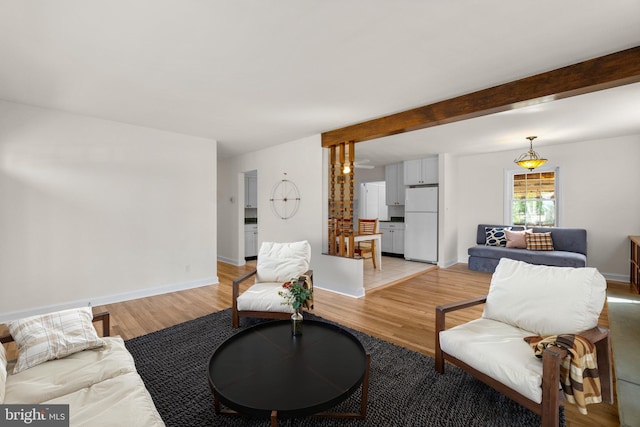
514,136,547,171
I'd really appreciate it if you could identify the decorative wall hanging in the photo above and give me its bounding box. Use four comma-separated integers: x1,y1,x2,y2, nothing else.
269,174,301,219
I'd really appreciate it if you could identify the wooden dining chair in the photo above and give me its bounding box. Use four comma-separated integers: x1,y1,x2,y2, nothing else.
355,218,378,268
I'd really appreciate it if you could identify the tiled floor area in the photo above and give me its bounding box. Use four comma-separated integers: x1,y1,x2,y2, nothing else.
363,256,437,291
606,285,640,427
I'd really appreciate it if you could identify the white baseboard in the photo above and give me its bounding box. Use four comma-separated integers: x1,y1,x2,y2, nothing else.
438,258,459,269
602,272,629,283
0,277,218,324
217,256,245,266
314,283,365,298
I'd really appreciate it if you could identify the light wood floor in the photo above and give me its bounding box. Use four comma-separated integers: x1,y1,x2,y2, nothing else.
4,262,621,426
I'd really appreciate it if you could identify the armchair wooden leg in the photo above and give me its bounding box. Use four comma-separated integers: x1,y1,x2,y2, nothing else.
232,277,241,328
596,333,613,404
541,346,564,427
434,307,445,373
232,306,239,329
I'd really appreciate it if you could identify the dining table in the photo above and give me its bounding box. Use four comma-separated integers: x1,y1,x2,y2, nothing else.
337,232,383,270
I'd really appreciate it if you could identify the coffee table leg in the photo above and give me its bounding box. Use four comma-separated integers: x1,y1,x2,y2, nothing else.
212,390,221,414
271,410,278,427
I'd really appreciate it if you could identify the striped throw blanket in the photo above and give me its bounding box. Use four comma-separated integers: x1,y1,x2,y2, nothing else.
299,273,313,309
524,334,601,415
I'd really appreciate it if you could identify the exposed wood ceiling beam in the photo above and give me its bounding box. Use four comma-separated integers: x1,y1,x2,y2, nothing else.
321,46,640,148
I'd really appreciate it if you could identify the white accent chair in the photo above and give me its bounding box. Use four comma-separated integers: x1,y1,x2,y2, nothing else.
232,241,312,328
435,258,613,427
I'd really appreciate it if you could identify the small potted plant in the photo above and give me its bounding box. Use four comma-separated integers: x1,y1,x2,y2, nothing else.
279,276,312,336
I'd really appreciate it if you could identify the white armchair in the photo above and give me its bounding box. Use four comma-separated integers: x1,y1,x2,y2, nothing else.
232,241,312,328
435,258,613,427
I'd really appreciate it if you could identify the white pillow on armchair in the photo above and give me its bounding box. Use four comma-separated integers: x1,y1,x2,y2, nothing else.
255,241,311,283
482,258,606,336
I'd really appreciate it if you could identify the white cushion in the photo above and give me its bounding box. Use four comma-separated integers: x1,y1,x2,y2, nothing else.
5,337,135,404
236,282,295,314
439,318,544,403
483,258,606,336
0,344,6,403
43,371,165,427
8,307,105,374
256,241,311,283
5,337,164,426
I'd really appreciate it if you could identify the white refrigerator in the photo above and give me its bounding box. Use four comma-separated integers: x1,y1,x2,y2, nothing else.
404,186,438,263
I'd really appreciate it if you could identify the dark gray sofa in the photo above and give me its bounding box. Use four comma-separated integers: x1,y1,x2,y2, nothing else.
468,224,587,273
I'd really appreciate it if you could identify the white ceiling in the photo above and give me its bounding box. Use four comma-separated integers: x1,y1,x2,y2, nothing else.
1,1,639,163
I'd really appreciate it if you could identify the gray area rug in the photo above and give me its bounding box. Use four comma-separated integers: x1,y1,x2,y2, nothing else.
125,309,563,426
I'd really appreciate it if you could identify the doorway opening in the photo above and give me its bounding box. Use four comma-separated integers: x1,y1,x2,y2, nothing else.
243,170,258,261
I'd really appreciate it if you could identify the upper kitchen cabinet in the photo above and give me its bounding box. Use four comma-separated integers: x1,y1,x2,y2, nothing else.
244,174,258,208
385,162,404,206
403,157,438,186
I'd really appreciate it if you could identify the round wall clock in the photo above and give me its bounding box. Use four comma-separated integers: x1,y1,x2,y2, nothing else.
270,178,301,219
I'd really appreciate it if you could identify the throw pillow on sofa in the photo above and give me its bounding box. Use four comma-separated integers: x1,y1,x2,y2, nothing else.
485,227,511,247
8,307,105,374
526,232,554,251
505,229,532,248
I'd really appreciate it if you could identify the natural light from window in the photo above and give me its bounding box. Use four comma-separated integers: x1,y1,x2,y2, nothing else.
507,168,558,227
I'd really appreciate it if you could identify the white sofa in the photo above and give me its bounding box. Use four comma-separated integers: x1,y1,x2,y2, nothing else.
1,310,164,427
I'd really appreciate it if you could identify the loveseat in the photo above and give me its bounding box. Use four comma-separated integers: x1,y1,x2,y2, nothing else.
1,308,165,427
468,224,587,273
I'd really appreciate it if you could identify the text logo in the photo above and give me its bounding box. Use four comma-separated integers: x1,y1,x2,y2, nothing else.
0,405,69,426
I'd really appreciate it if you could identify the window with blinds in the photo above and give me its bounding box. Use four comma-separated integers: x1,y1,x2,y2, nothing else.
511,170,556,226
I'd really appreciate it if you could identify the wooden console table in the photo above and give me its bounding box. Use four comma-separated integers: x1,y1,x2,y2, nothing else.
630,236,640,294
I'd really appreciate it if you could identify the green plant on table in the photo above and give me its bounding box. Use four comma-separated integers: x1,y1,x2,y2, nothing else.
279,276,312,311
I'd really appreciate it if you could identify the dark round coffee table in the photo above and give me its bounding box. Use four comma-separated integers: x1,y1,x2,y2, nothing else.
208,319,370,426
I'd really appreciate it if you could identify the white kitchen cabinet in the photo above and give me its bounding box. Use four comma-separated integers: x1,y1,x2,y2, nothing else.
393,228,405,254
379,222,405,255
403,157,438,186
244,175,257,208
385,163,405,206
244,224,258,258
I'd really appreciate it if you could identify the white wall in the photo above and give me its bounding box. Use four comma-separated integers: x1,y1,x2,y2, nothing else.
217,135,324,264
0,101,218,321
217,135,365,296
456,134,640,280
439,153,459,268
